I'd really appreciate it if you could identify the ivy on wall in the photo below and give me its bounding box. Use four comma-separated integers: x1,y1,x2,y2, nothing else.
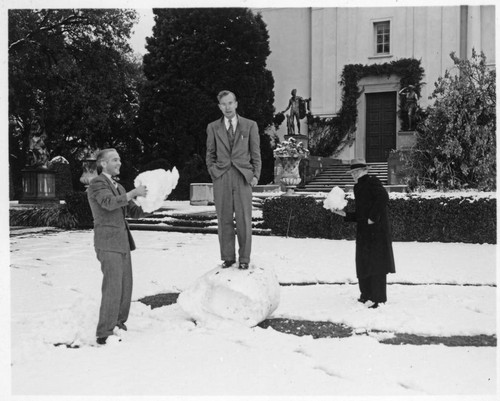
307,58,425,157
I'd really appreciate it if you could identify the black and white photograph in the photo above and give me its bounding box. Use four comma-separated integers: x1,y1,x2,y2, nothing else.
1,0,497,399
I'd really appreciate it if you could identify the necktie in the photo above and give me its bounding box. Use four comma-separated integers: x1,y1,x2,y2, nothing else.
227,118,235,147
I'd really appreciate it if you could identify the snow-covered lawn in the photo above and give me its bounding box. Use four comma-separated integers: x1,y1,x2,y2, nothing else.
6,218,497,398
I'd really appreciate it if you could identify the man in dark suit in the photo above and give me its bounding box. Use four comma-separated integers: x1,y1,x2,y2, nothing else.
87,148,148,345
333,158,396,308
206,90,261,270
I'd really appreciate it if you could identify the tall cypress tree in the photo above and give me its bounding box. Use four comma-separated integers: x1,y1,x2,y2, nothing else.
139,8,275,193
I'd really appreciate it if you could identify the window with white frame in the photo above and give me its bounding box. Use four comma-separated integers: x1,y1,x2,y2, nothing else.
374,21,390,55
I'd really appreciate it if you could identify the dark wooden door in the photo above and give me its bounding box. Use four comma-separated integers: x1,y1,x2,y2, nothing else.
365,92,397,162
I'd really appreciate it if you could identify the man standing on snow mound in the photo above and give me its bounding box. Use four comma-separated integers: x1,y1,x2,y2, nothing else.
206,90,261,270
87,148,149,345
331,158,396,309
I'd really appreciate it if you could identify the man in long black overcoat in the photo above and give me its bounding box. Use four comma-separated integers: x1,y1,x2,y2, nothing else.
333,158,396,308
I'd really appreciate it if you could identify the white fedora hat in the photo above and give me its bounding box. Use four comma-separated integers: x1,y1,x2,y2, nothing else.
346,158,371,173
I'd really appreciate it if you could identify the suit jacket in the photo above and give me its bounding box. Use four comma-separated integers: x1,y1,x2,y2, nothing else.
87,174,147,253
206,115,261,184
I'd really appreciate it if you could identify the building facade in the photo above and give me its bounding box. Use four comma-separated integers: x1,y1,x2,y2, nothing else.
256,6,496,162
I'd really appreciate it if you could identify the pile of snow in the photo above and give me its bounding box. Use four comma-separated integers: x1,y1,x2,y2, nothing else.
133,168,179,212
323,186,348,211
177,263,280,327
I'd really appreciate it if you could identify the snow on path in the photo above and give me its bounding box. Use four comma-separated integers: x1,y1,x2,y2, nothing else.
8,229,498,397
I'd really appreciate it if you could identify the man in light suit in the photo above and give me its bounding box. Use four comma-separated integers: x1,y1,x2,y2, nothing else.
87,148,148,345
206,90,261,270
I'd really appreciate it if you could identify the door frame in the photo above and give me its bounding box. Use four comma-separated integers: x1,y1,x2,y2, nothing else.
355,74,401,160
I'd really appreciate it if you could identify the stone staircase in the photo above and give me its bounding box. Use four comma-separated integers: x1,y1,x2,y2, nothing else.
128,209,271,236
296,162,388,193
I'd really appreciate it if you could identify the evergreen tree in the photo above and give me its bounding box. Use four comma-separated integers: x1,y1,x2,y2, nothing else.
139,8,275,197
408,50,496,191
8,9,142,194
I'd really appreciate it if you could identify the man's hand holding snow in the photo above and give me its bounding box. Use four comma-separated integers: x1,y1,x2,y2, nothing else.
127,185,148,202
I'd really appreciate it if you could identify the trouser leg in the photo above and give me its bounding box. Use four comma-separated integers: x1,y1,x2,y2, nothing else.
232,168,253,264
369,274,387,303
117,251,132,325
358,277,371,301
213,171,236,262
96,249,126,338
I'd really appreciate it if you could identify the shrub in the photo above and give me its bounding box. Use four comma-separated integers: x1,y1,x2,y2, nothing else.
262,194,496,244
408,50,496,190
10,205,78,229
51,159,73,200
10,191,93,229
64,191,93,228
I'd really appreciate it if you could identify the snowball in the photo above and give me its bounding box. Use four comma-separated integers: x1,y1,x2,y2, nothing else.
133,168,179,213
177,264,280,328
323,186,348,211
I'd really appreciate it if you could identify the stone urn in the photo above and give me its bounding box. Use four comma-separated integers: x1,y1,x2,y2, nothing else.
277,155,305,195
79,148,100,189
80,158,98,189
273,137,309,195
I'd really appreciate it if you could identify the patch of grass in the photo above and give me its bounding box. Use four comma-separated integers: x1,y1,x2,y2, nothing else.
378,332,496,347
139,293,179,309
258,318,353,339
138,292,496,347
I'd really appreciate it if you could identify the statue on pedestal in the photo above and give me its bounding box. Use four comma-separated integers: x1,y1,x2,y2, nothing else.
281,89,311,136
27,108,50,168
398,85,418,131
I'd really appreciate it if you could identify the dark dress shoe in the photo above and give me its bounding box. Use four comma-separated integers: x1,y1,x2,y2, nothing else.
117,323,127,331
238,263,249,270
222,260,235,268
357,297,368,304
368,302,379,309
96,337,108,345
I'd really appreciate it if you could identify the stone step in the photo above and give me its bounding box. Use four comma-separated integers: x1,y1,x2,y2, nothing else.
127,211,271,236
299,162,388,192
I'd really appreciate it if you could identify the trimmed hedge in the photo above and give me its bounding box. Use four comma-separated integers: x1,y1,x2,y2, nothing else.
262,194,496,244
10,191,93,229
10,205,78,229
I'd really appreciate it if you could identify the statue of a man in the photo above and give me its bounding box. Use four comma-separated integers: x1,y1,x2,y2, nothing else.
27,108,50,168
282,89,310,135
398,85,418,130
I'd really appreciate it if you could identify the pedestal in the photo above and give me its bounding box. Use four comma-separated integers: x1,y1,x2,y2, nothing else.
20,167,58,204
388,150,411,185
397,130,417,150
190,183,214,206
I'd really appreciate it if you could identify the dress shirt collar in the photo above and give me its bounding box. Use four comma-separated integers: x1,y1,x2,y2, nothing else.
224,115,237,131
102,172,117,187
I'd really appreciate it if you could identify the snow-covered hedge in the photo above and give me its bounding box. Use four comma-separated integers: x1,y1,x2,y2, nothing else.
10,191,93,229
262,192,496,244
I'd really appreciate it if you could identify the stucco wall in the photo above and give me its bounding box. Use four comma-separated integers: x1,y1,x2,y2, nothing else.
256,5,495,159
